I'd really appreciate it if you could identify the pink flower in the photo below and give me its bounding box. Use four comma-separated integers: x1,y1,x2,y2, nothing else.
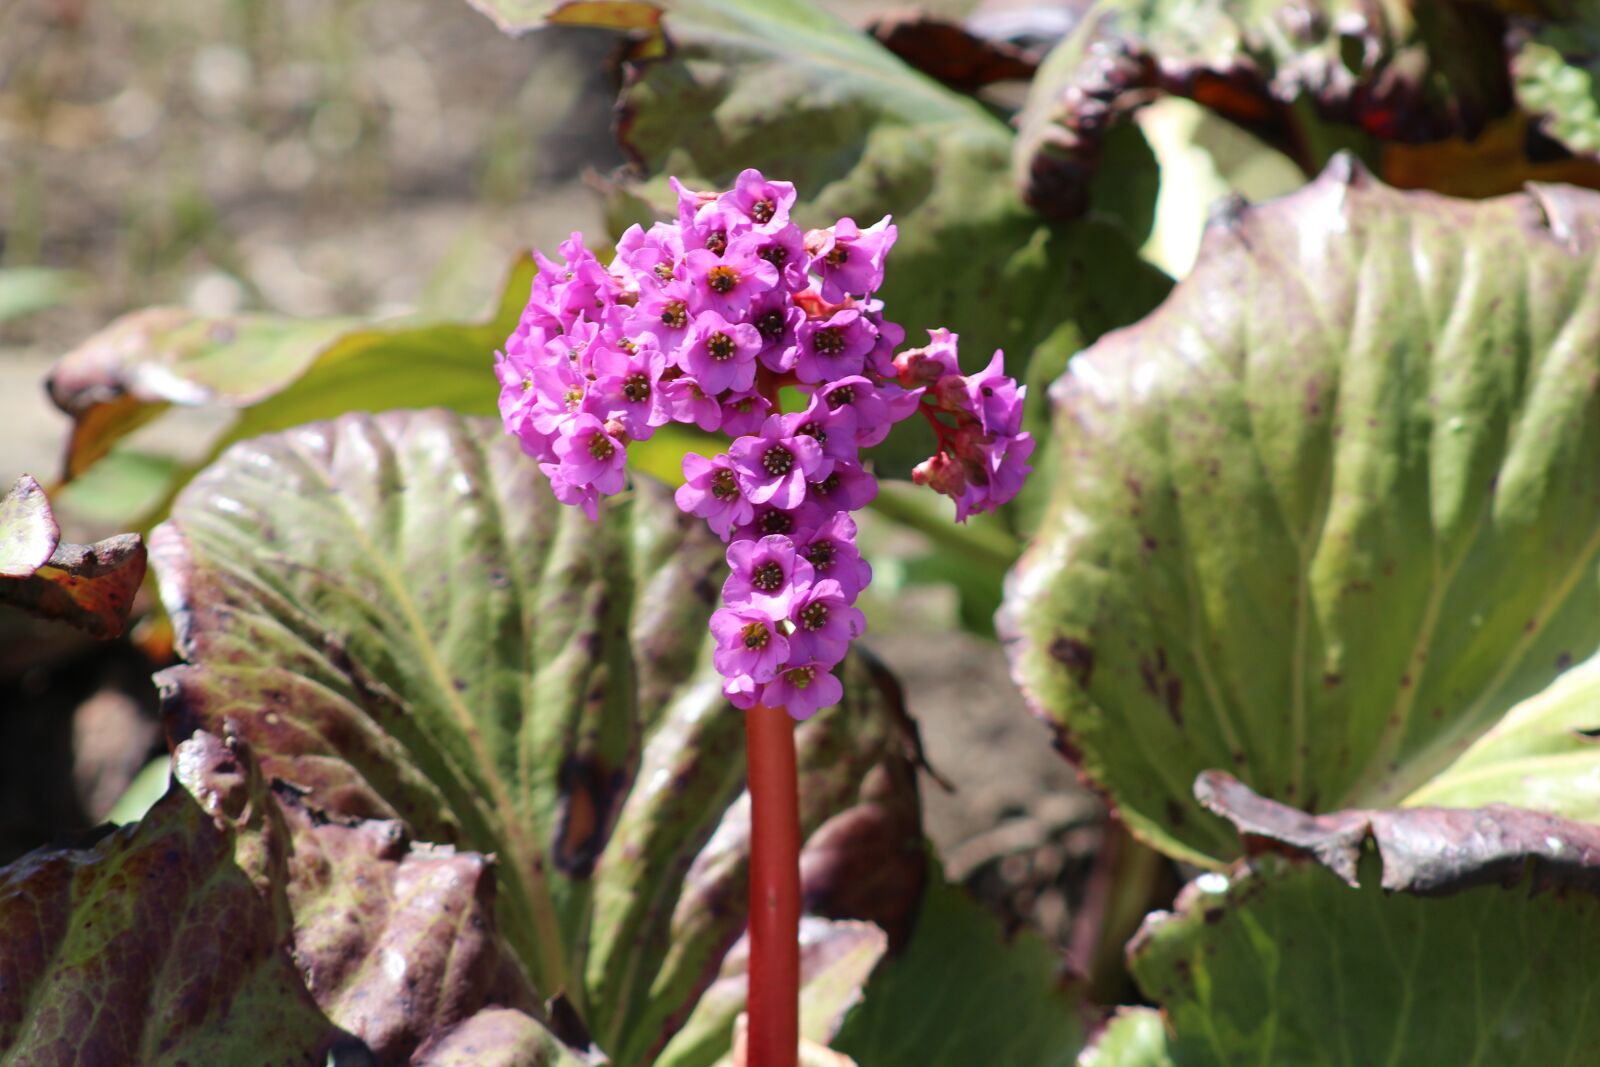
760,663,843,720
729,415,831,510
552,414,627,497
675,452,753,540
711,605,790,685
793,512,872,600
680,311,761,395
785,578,864,666
723,535,814,616
660,376,723,432
719,168,797,233
795,309,875,384
686,236,779,318
807,216,896,301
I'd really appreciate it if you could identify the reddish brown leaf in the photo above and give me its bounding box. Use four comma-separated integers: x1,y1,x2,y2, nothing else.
867,11,1038,92
0,475,146,638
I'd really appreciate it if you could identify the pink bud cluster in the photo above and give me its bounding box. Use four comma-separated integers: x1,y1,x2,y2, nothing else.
495,169,1033,718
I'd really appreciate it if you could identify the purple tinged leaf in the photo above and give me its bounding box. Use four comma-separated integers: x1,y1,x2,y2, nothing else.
0,474,146,638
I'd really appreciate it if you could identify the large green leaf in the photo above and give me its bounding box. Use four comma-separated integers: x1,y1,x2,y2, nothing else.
569,0,1170,477
1002,159,1600,865
44,256,532,519
831,868,1086,1067
1103,774,1600,1066
0,474,146,637
150,409,923,1066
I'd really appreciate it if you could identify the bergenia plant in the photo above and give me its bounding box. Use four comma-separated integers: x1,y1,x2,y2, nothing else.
495,168,1031,1066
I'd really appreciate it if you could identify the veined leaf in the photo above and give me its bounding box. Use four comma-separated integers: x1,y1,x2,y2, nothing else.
1003,158,1600,864
150,409,923,1065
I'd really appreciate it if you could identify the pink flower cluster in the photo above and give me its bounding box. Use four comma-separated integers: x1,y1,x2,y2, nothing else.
495,169,1033,718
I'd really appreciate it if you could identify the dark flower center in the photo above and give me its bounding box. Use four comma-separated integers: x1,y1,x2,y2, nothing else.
825,385,853,409
661,300,688,329
760,244,788,267
811,473,840,495
741,621,770,649
800,602,829,631
618,338,639,354
756,309,786,339
707,332,736,361
785,665,815,688
707,265,739,294
588,434,616,461
622,373,651,404
751,198,775,224
798,421,824,445
711,469,739,501
813,328,845,357
757,510,794,535
705,230,728,256
802,540,834,571
653,262,674,282
762,445,795,476
824,246,849,268
751,561,785,592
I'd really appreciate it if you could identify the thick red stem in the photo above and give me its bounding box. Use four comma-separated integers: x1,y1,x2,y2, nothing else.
745,702,800,1067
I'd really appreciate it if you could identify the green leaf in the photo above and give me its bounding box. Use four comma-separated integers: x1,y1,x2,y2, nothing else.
1002,159,1600,865
656,918,887,1067
1078,1008,1173,1067
1401,648,1600,819
0,474,147,637
44,256,534,517
831,866,1085,1067
151,409,924,1066
578,0,1170,474
0,266,85,324
1115,775,1600,1066
1513,14,1600,157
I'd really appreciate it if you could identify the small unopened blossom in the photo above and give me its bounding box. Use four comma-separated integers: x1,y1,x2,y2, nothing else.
496,169,1030,720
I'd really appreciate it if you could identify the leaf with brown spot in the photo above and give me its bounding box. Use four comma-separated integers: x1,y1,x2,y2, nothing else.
0,475,146,637
1003,159,1600,865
